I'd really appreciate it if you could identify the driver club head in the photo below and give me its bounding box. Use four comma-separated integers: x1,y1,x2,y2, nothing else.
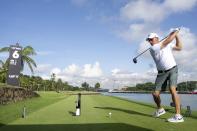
133,58,137,64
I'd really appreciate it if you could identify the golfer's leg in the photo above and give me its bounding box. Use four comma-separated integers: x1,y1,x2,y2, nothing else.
169,66,180,114
152,91,161,109
170,87,181,114
153,72,168,109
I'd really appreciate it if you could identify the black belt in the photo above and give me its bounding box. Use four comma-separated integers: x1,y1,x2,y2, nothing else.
158,66,177,73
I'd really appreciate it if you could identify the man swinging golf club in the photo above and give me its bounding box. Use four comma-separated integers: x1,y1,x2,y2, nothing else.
147,28,184,123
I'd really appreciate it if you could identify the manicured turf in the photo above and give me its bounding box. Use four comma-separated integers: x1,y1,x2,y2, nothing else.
0,92,197,131
0,92,67,124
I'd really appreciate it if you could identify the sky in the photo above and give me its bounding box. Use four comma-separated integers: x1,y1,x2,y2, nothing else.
0,0,197,89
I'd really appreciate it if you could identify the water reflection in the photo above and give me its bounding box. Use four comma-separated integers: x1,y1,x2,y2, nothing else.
103,93,197,110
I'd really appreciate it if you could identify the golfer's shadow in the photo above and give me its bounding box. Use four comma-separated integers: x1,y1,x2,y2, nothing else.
68,111,76,116
94,106,152,118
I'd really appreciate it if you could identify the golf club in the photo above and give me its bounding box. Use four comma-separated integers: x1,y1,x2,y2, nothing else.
133,28,180,64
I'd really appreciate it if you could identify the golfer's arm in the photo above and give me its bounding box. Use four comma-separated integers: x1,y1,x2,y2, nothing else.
161,31,179,49
173,35,182,51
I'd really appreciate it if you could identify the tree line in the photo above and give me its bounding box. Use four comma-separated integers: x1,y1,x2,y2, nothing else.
19,73,100,92
126,81,197,92
1,72,101,92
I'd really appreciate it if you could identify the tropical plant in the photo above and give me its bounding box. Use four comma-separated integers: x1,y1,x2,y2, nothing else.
81,82,90,91
57,78,63,92
0,45,37,73
94,82,100,89
0,60,8,83
0,60,8,74
0,59,3,66
0,60,4,73
50,73,56,90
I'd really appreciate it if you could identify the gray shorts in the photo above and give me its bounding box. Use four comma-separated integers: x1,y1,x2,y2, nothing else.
155,66,178,91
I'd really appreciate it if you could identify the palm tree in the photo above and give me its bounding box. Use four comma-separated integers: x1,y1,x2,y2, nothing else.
0,60,3,65
50,73,56,91
0,60,3,70
94,82,101,91
0,60,8,74
0,45,37,73
0,60,8,83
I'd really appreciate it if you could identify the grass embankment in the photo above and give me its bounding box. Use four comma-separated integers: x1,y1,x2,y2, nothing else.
0,92,197,131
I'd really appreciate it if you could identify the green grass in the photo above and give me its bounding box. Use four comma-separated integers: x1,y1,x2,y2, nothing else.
0,91,67,125
0,92,197,131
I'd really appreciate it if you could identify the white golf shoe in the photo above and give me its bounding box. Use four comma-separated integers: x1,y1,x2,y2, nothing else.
153,108,166,117
167,114,184,123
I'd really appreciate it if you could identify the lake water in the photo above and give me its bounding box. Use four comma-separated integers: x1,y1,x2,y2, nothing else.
103,93,197,111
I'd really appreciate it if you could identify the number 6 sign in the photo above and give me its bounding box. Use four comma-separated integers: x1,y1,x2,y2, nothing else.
12,50,20,59
7,44,22,86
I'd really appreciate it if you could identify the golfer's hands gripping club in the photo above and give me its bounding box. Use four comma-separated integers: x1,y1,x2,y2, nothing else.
171,27,181,33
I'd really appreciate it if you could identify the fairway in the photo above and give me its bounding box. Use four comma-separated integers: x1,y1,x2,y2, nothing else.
0,92,197,131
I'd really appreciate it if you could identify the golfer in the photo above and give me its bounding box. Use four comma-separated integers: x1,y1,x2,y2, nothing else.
146,28,184,123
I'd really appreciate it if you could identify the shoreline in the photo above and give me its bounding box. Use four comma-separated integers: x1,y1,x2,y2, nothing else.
107,91,196,94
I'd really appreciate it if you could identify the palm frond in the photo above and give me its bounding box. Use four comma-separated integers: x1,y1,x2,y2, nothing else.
0,60,4,70
0,60,8,71
26,60,34,74
0,69,8,74
0,60,8,74
22,46,36,56
21,60,24,71
3,59,9,69
0,47,9,53
22,56,37,73
0,60,4,65
24,56,37,67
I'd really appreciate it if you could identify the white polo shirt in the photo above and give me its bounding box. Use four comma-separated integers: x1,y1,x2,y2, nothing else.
150,42,176,71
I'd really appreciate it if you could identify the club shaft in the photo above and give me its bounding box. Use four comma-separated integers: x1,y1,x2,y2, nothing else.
134,48,150,59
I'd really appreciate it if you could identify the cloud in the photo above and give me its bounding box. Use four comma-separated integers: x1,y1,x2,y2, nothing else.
164,0,197,12
63,62,103,78
120,0,197,23
37,62,103,87
82,62,103,77
117,69,156,81
118,0,197,43
36,59,197,89
34,64,52,74
108,68,158,88
63,64,80,75
118,23,161,43
111,68,120,74
50,67,61,75
120,0,166,23
173,27,197,72
40,74,50,80
60,62,103,86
